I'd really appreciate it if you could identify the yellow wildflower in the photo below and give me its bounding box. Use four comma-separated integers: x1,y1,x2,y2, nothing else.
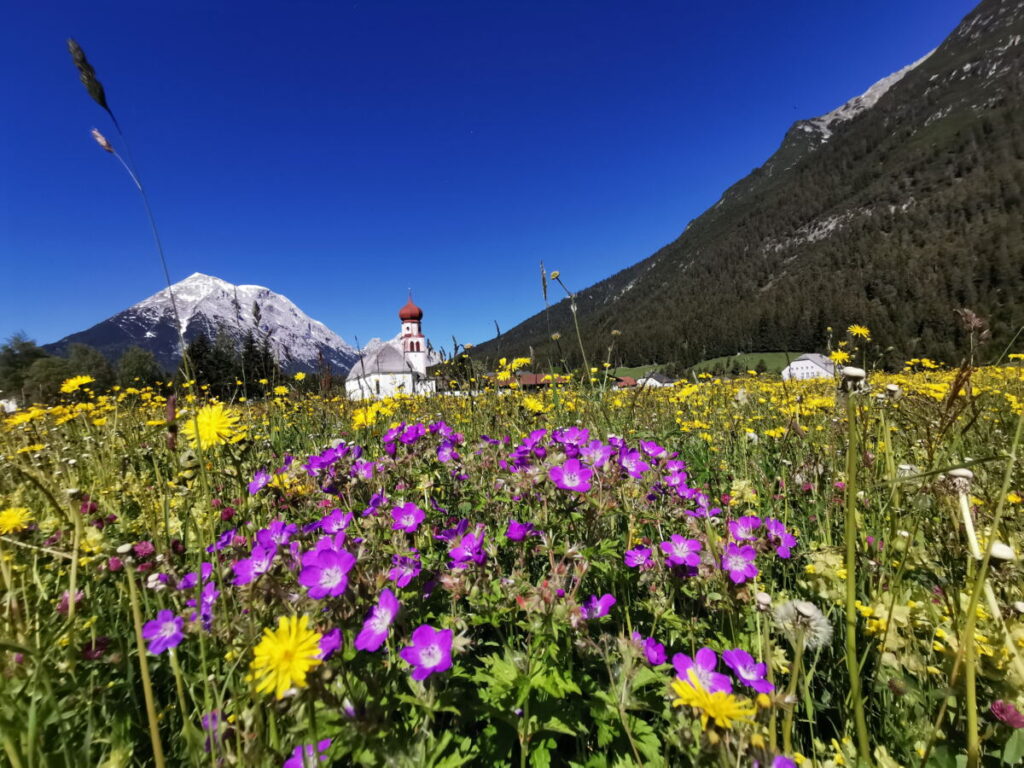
249,615,323,699
0,507,33,534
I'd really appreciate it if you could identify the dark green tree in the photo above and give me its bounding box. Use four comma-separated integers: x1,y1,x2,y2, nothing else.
67,343,115,391
117,346,164,387
0,334,50,402
22,357,73,402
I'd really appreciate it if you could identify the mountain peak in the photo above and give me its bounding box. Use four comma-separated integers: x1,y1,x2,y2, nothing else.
45,274,358,374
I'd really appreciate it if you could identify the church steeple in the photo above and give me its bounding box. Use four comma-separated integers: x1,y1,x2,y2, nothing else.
399,293,427,375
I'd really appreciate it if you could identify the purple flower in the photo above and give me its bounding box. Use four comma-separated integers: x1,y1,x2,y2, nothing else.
722,648,775,694
764,518,798,558
505,520,539,541
437,442,459,463
991,699,1024,728
141,609,184,654
351,460,375,480
619,450,651,478
773,758,798,768
553,426,590,446
728,515,762,541
231,544,276,586
399,624,453,680
580,439,615,468
319,508,353,535
639,440,667,458
672,648,732,693
643,636,666,665
660,535,702,567
721,543,759,584
449,525,486,569
391,502,426,533
134,540,155,558
318,628,342,660
256,521,296,548
388,550,422,587
549,458,593,492
435,518,469,542
580,593,616,620
206,528,236,553
354,588,400,652
298,548,356,599
624,547,653,568
247,469,271,495
283,738,332,768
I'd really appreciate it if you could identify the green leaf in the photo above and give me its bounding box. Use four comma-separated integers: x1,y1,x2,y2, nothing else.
1002,729,1024,765
539,715,576,737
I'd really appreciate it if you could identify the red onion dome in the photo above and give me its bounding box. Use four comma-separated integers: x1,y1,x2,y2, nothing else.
399,296,423,321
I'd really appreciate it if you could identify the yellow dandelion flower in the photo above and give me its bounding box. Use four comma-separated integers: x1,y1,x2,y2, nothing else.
293,372,306,381
180,403,241,449
670,670,756,730
60,375,95,394
249,615,323,699
273,386,289,396
829,350,851,365
0,507,33,535
847,324,871,340
1008,491,1022,505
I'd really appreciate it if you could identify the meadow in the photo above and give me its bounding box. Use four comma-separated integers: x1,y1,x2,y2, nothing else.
2,340,1023,768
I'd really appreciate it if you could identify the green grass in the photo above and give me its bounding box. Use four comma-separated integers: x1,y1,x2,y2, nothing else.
689,351,805,375
608,364,662,379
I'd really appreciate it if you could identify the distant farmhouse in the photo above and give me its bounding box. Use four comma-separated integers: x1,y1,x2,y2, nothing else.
345,296,438,400
780,354,835,381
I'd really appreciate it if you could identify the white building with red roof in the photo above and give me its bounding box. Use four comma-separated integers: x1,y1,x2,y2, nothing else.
345,295,439,400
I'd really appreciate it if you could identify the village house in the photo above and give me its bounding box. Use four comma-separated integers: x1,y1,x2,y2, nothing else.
780,353,835,381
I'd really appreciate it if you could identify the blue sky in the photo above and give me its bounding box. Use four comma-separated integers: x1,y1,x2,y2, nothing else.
2,0,977,354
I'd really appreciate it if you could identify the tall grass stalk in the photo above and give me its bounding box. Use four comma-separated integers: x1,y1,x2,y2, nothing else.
843,391,871,765
125,563,167,768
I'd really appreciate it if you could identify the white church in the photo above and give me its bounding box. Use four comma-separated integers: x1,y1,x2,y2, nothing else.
344,296,439,400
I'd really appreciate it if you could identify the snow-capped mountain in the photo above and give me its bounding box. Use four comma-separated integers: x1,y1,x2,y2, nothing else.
796,50,936,143
44,273,359,374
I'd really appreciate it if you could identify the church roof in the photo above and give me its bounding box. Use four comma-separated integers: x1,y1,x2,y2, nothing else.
346,344,415,380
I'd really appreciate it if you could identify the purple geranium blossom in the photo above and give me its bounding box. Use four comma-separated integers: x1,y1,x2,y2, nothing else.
660,535,702,567
505,520,540,541
728,515,762,542
764,518,798,558
231,544,276,586
449,526,487,569
256,521,297,549
642,636,666,665
434,518,469,542
579,439,615,468
141,609,184,654
549,458,593,492
350,460,375,481
437,442,459,463
206,528,236,553
298,548,356,599
639,440,667,458
388,550,422,587
247,469,271,495
580,593,616,620
672,648,732,693
773,758,798,768
399,624,453,680
318,628,342,660
722,648,775,694
721,543,759,584
319,508,353,535
624,547,653,568
391,502,426,533
354,588,400,652
283,739,332,768
619,450,651,478
187,581,220,630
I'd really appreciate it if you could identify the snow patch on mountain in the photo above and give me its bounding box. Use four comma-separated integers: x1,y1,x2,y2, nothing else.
801,49,936,141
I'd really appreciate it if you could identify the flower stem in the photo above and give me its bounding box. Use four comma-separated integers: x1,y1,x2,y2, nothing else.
125,563,167,768
843,394,871,765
